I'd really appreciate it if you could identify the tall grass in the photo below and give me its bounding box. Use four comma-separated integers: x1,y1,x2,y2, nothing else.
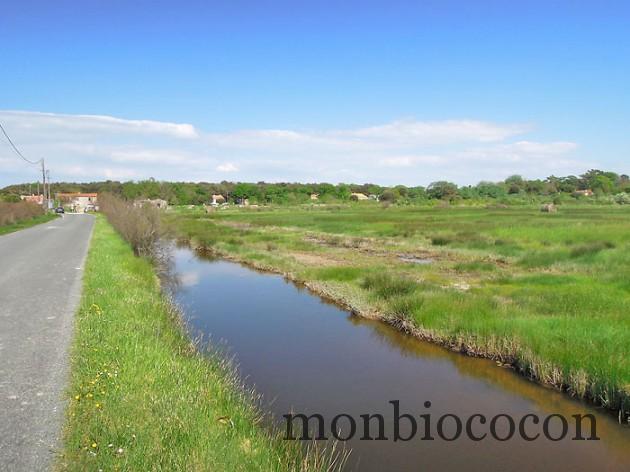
0,200,44,226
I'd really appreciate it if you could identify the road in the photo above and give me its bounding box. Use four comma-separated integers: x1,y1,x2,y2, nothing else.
0,214,94,471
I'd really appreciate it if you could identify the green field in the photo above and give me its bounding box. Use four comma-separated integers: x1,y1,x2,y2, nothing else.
166,204,630,413
59,216,339,471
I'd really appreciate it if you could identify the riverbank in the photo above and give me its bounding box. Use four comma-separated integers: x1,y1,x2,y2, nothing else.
58,216,338,471
0,213,57,235
165,205,630,418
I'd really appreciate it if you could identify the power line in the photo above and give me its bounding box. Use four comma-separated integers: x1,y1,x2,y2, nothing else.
0,120,50,208
0,121,42,165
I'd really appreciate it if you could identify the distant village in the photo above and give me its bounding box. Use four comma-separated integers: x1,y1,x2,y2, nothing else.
16,190,383,213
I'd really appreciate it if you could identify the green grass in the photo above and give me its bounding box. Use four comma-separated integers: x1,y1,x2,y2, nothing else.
58,216,338,471
0,213,58,235
361,273,417,299
165,204,630,413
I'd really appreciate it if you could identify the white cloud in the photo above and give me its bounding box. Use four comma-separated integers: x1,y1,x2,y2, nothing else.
340,119,530,143
0,110,198,139
378,155,446,168
216,162,239,172
0,110,591,186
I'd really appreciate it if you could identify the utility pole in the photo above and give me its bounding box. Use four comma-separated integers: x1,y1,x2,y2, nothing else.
46,169,51,209
41,160,47,208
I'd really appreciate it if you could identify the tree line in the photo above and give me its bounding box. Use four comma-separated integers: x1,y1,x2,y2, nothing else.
2,169,629,205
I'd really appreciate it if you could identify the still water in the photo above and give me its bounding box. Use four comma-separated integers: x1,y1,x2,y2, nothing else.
170,246,630,471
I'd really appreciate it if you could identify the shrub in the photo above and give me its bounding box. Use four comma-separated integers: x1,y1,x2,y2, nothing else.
99,193,162,260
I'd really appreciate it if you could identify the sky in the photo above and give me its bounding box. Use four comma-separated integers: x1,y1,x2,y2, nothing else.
1,0,629,187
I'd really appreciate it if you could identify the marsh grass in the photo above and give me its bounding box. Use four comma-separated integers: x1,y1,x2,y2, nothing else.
314,266,364,282
454,261,496,273
59,216,341,471
570,241,616,258
361,273,417,299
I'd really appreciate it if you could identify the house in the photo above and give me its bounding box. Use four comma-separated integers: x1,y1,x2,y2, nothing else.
368,194,380,201
350,192,369,201
574,189,594,197
57,193,98,212
211,194,226,205
20,194,44,205
135,198,168,209
310,193,319,201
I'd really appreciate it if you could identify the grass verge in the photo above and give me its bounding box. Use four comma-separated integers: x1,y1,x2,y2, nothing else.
58,216,336,471
0,213,58,235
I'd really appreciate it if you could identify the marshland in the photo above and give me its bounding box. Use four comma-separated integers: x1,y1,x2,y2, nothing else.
164,203,630,416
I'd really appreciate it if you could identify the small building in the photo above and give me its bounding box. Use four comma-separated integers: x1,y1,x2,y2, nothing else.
368,194,380,201
574,189,594,197
310,193,319,201
57,193,98,212
20,194,44,205
211,194,226,205
350,192,369,201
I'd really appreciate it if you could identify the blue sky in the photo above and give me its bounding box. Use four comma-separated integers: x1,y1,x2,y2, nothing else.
1,1,629,186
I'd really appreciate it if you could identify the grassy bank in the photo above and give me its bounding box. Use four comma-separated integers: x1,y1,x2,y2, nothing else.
59,216,336,471
0,213,57,235
165,204,630,414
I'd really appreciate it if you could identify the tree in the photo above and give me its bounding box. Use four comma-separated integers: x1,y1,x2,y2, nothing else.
592,175,614,194
380,189,399,202
476,182,506,198
504,175,524,194
427,181,458,200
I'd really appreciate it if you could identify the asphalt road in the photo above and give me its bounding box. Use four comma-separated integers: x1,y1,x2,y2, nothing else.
0,214,94,471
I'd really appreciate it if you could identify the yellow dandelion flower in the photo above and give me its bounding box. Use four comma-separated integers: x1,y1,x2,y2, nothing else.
75,395,80,400
91,442,97,448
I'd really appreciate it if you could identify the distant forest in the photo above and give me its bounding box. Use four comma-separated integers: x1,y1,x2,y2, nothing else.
2,169,629,205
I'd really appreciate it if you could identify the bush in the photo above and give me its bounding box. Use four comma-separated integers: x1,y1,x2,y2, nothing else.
614,193,630,204
99,193,162,259
0,201,44,226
